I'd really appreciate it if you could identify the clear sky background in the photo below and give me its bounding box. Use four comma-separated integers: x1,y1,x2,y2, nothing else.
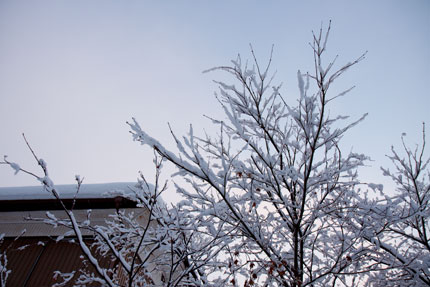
0,1,429,199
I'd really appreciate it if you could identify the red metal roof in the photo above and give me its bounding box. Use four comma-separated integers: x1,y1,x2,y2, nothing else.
1,237,116,286
0,193,145,286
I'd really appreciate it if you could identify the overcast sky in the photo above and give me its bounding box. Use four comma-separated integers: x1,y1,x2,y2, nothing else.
0,1,429,198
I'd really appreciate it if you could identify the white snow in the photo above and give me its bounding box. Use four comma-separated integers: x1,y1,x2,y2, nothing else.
0,182,135,200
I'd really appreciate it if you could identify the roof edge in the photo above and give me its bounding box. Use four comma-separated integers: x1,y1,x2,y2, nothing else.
0,196,137,211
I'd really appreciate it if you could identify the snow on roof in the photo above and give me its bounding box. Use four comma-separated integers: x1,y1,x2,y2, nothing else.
0,182,136,201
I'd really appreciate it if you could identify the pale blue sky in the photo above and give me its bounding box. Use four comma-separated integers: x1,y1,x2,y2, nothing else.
0,1,429,195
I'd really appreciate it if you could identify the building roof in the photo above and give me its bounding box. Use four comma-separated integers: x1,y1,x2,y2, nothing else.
0,182,135,201
1,237,116,287
0,183,146,286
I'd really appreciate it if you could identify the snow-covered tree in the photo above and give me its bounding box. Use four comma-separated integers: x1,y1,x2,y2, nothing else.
356,126,430,286
3,23,428,286
2,147,216,286
128,24,372,286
